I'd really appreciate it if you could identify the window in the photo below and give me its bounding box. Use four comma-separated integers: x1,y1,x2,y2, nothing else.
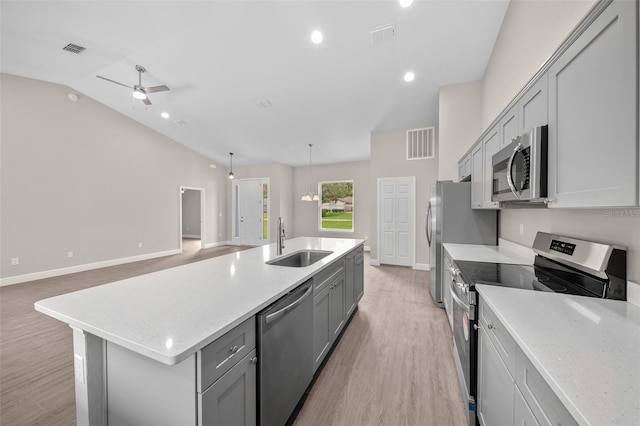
318,181,354,232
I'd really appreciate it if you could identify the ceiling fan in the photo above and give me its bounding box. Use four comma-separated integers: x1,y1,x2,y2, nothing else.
96,65,169,105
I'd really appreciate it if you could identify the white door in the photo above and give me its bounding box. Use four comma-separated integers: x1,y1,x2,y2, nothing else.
233,179,267,246
379,178,415,266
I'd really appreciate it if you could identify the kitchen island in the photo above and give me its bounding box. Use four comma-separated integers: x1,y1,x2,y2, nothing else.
35,237,364,426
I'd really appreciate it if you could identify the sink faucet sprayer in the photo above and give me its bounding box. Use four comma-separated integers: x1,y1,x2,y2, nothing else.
277,217,285,255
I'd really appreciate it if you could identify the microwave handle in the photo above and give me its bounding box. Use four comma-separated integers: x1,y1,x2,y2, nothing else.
506,142,522,199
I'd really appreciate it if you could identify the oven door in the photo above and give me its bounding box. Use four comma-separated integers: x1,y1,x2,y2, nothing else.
450,278,476,423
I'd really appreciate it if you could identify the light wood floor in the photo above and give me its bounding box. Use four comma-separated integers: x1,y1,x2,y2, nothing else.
1,242,466,425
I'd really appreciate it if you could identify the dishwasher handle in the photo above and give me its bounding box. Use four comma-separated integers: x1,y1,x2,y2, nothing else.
265,284,313,325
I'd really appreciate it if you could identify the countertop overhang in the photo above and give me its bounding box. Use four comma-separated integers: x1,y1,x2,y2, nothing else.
35,237,364,365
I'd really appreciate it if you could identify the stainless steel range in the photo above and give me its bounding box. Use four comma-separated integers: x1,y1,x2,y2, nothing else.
448,232,627,426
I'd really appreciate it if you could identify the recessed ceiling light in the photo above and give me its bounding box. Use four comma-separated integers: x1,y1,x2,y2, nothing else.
399,0,414,8
311,30,323,44
161,112,170,119
404,71,415,82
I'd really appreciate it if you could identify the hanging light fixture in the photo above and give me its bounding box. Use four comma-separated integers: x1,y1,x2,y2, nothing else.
301,144,319,201
228,153,235,180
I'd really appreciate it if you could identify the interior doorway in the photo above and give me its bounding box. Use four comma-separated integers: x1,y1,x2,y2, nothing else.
378,177,415,266
231,178,270,246
180,187,205,251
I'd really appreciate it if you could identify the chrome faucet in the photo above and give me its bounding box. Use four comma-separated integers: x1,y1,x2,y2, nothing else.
277,217,285,255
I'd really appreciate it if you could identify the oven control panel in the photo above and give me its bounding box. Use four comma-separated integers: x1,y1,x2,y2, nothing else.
550,239,576,256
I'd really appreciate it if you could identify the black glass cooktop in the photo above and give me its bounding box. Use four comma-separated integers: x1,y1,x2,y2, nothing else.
454,260,601,297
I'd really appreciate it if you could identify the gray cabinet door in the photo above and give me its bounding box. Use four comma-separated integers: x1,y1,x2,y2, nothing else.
477,327,514,426
199,349,257,426
329,273,346,341
312,284,331,372
482,126,500,209
518,74,548,133
499,104,519,149
471,142,484,208
514,386,540,426
355,251,364,304
548,0,638,207
345,252,356,318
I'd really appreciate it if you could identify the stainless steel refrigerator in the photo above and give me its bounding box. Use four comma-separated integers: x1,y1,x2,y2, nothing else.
427,181,497,306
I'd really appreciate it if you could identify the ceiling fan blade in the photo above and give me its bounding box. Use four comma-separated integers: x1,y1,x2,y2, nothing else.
96,75,132,89
143,85,170,94
143,97,152,106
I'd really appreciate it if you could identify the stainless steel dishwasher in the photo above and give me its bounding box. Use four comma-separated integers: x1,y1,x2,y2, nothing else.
257,279,313,426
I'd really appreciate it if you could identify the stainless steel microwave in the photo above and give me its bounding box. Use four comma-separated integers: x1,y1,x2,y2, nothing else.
491,125,548,202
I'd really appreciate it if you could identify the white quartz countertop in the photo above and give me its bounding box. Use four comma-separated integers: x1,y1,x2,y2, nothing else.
443,243,533,265
35,237,363,365
476,284,640,425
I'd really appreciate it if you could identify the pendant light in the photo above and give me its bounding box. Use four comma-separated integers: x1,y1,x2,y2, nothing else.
301,144,319,201
228,153,235,180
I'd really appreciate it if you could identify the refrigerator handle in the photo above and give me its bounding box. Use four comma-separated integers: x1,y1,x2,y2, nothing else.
426,203,432,247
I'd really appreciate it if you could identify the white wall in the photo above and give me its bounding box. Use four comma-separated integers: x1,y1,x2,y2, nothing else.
477,0,640,283
292,160,370,243
438,80,483,181
369,128,438,266
1,74,229,282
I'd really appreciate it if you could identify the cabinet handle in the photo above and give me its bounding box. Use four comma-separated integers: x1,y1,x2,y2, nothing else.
487,322,495,330
229,345,239,354
250,357,258,365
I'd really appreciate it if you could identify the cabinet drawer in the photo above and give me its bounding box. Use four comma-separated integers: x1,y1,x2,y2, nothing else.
516,347,578,426
355,245,364,261
480,301,516,377
198,317,256,393
313,259,345,294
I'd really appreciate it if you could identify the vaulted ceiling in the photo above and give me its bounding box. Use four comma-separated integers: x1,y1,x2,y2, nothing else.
1,1,508,167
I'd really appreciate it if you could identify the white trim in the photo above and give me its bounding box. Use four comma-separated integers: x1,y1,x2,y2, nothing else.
203,241,232,249
413,263,430,271
182,234,201,239
369,258,380,266
0,249,181,287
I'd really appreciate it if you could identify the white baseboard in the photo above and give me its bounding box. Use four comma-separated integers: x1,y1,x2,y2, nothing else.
0,249,181,287
182,234,202,239
203,241,231,249
413,263,430,271
369,258,380,266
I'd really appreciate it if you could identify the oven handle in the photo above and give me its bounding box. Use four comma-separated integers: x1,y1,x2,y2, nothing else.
506,141,522,199
449,278,470,311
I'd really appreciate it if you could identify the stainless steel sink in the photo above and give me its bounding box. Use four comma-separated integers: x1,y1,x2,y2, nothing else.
266,250,333,267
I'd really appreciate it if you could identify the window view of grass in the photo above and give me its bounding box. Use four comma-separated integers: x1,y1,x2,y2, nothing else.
320,181,353,231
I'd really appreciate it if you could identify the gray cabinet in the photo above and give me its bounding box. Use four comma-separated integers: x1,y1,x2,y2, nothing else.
518,74,548,133
514,386,540,426
499,104,519,149
442,251,453,329
477,325,514,426
548,0,638,207
471,142,483,208
199,349,257,426
345,251,356,318
313,283,332,371
329,273,346,341
481,125,500,209
354,248,364,304
458,152,472,181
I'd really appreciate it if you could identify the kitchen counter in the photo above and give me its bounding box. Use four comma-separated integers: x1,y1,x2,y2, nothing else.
476,284,640,425
443,243,533,265
35,237,363,365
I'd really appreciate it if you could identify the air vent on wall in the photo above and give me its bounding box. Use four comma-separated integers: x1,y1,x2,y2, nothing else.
407,127,435,160
62,43,87,54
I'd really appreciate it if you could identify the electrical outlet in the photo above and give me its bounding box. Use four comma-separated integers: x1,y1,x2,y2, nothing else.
67,251,74,258
74,354,85,383
138,242,143,248
519,223,524,236
11,257,19,266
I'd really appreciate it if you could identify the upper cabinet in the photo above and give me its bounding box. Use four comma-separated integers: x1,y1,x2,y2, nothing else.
458,152,471,182
548,0,638,208
471,141,484,208
481,126,500,209
518,74,548,134
499,105,519,149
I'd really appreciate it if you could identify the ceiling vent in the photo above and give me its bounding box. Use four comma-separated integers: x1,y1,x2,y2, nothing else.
174,120,187,125
370,24,395,47
62,43,87,54
407,127,435,160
